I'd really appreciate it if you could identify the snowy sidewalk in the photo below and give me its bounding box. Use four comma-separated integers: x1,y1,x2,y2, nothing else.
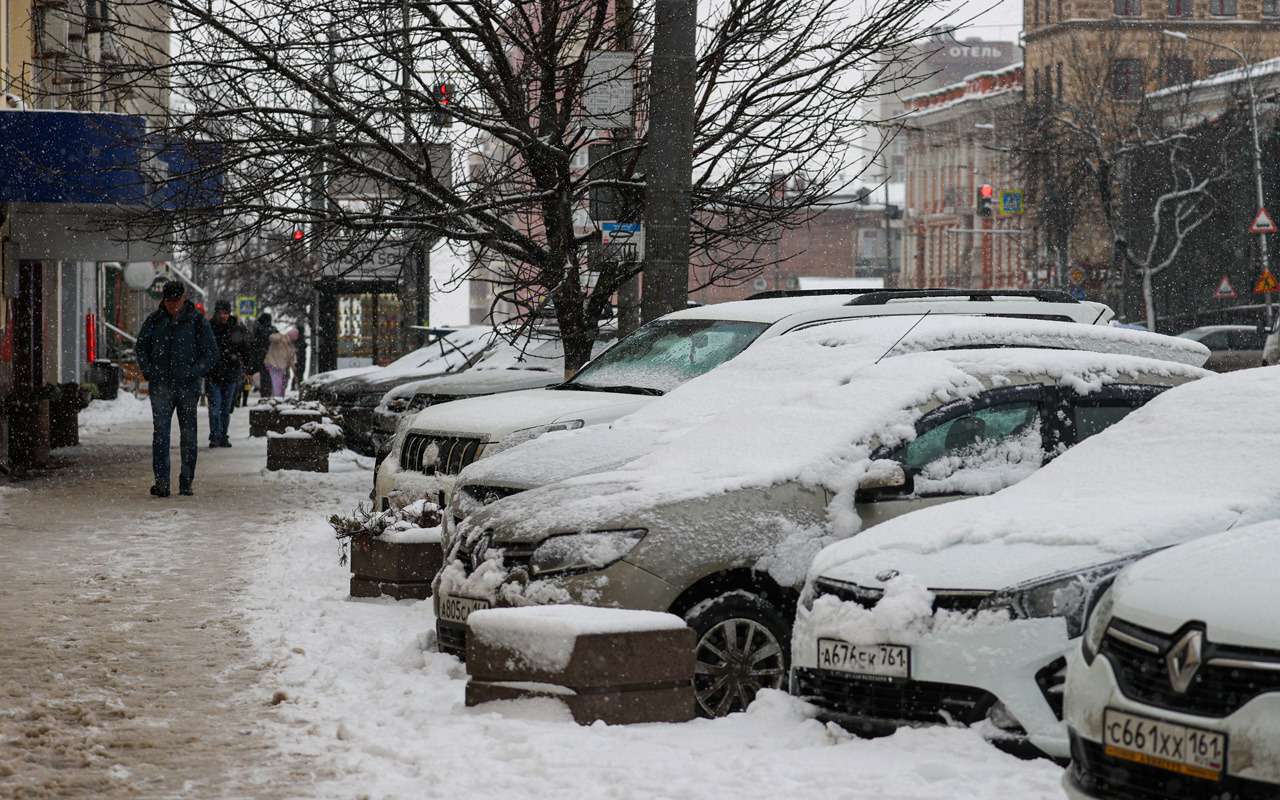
0,398,373,798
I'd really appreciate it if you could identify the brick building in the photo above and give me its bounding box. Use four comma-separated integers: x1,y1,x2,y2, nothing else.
899,64,1026,289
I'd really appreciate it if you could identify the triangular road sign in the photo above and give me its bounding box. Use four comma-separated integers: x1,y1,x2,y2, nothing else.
1254,268,1280,294
1215,275,1237,299
1251,208,1278,234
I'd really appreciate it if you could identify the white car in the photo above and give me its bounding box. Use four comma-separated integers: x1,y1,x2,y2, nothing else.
792,366,1280,759
1063,521,1280,799
375,289,1118,507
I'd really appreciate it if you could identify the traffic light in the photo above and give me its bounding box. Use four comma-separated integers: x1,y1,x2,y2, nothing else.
430,81,453,127
978,184,994,217
291,229,304,242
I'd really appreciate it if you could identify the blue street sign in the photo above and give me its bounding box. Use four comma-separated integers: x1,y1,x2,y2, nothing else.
237,295,258,318
998,190,1024,216
1068,285,1087,301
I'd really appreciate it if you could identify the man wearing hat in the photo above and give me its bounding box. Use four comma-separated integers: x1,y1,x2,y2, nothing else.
207,299,249,448
136,281,217,497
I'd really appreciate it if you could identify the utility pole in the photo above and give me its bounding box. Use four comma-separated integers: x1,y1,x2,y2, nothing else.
611,0,641,335
883,181,893,281
640,0,696,322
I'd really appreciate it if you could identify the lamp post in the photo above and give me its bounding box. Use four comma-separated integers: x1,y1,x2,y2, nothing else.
1163,29,1271,327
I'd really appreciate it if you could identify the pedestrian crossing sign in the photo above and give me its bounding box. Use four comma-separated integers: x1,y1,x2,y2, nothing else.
998,190,1024,216
1254,269,1279,295
237,295,258,318
1215,275,1237,299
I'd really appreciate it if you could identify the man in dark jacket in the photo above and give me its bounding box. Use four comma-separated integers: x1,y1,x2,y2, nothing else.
251,312,274,397
136,281,217,497
207,299,249,448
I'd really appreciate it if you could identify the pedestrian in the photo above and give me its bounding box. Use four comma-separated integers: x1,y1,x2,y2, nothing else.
263,328,296,397
135,281,216,498
291,325,308,391
251,312,274,397
207,299,249,448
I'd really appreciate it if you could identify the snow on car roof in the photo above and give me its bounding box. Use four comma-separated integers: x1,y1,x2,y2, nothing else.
461,317,1209,540
663,294,862,323
811,366,1280,591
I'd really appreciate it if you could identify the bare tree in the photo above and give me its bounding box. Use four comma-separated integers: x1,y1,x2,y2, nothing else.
50,0,942,371
1019,30,1250,328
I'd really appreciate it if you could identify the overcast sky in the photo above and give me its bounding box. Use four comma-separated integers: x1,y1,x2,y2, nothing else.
953,0,1023,45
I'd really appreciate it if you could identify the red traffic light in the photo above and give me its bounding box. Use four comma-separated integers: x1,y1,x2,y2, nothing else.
437,83,450,106
980,184,994,199
292,229,304,242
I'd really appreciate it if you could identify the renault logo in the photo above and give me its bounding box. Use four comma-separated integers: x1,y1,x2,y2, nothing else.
1165,629,1204,694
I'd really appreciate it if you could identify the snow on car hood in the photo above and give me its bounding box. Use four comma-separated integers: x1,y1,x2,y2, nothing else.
455,316,1208,497
1107,520,1280,649
383,369,561,403
306,365,380,387
459,343,1205,544
406,386,653,441
811,366,1280,593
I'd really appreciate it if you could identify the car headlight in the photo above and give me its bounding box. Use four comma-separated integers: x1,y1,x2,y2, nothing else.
385,397,411,413
489,419,586,455
1081,585,1116,664
529,529,646,577
357,392,385,407
980,557,1137,639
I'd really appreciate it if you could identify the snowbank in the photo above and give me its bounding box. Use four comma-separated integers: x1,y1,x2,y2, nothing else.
78,393,151,432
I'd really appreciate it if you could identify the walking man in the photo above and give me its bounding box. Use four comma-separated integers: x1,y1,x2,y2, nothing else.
251,313,274,398
207,300,249,448
136,281,217,497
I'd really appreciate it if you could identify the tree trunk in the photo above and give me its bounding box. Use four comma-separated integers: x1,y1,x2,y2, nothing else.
1142,269,1157,331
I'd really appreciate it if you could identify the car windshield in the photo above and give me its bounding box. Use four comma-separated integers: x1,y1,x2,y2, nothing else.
557,319,768,394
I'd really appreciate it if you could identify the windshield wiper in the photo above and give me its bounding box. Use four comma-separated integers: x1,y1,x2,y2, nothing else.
549,383,664,396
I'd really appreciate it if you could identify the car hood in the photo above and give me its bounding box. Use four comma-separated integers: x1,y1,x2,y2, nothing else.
307,366,379,388
390,369,562,400
458,478,642,545
1106,521,1280,649
406,387,653,440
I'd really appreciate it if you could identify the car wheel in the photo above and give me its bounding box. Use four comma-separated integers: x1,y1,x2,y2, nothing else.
684,592,790,718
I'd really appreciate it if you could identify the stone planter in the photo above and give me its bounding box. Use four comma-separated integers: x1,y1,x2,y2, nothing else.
249,405,277,437
266,434,328,472
6,397,52,473
272,408,323,433
49,383,82,450
465,607,696,725
349,537,444,600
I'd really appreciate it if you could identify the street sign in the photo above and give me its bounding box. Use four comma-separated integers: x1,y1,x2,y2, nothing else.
599,221,644,264
998,189,1024,216
1251,208,1278,234
1068,266,1086,286
237,295,258,318
1214,276,1237,300
1068,285,1087,301
1254,268,1280,294
581,51,635,128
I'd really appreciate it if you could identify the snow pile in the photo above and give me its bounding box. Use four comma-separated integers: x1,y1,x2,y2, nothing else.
239,462,1069,798
78,393,151,431
812,366,1280,589
467,606,687,671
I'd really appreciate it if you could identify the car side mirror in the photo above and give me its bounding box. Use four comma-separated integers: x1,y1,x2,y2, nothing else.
857,460,913,501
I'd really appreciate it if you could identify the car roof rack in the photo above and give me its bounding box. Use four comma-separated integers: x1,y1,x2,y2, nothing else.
846,289,1079,306
744,288,870,300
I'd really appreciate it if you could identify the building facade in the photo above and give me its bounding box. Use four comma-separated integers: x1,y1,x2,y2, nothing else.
900,64,1027,289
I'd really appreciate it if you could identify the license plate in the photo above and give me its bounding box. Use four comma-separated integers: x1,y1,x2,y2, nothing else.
817,638,910,680
438,594,490,624
1103,709,1226,781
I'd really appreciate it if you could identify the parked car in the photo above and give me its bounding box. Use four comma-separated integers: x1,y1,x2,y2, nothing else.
1177,325,1264,372
433,315,1209,718
1062,520,1280,799
318,327,498,455
375,289,1121,507
369,332,617,458
300,326,492,401
792,366,1280,759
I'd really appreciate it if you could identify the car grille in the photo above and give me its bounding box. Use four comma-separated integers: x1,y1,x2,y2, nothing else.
1102,619,1280,718
792,667,996,725
1067,731,1277,799
812,579,993,614
401,433,485,475
437,620,467,658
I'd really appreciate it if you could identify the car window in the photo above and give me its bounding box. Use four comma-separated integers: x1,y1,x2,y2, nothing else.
1229,329,1264,350
564,319,768,394
1073,405,1135,442
894,401,1044,496
1071,385,1168,444
1197,331,1230,351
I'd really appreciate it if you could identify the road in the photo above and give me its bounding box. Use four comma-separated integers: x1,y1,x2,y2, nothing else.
0,401,328,799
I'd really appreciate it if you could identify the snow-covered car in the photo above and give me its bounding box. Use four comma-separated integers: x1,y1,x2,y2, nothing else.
368,332,617,457
1177,324,1264,372
318,327,498,455
1062,520,1280,799
793,366,1280,759
376,289,1120,507
433,316,1208,717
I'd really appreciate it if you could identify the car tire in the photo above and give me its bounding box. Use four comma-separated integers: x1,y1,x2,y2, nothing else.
683,591,790,718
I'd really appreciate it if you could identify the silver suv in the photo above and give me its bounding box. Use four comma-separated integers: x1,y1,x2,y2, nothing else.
434,317,1208,717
